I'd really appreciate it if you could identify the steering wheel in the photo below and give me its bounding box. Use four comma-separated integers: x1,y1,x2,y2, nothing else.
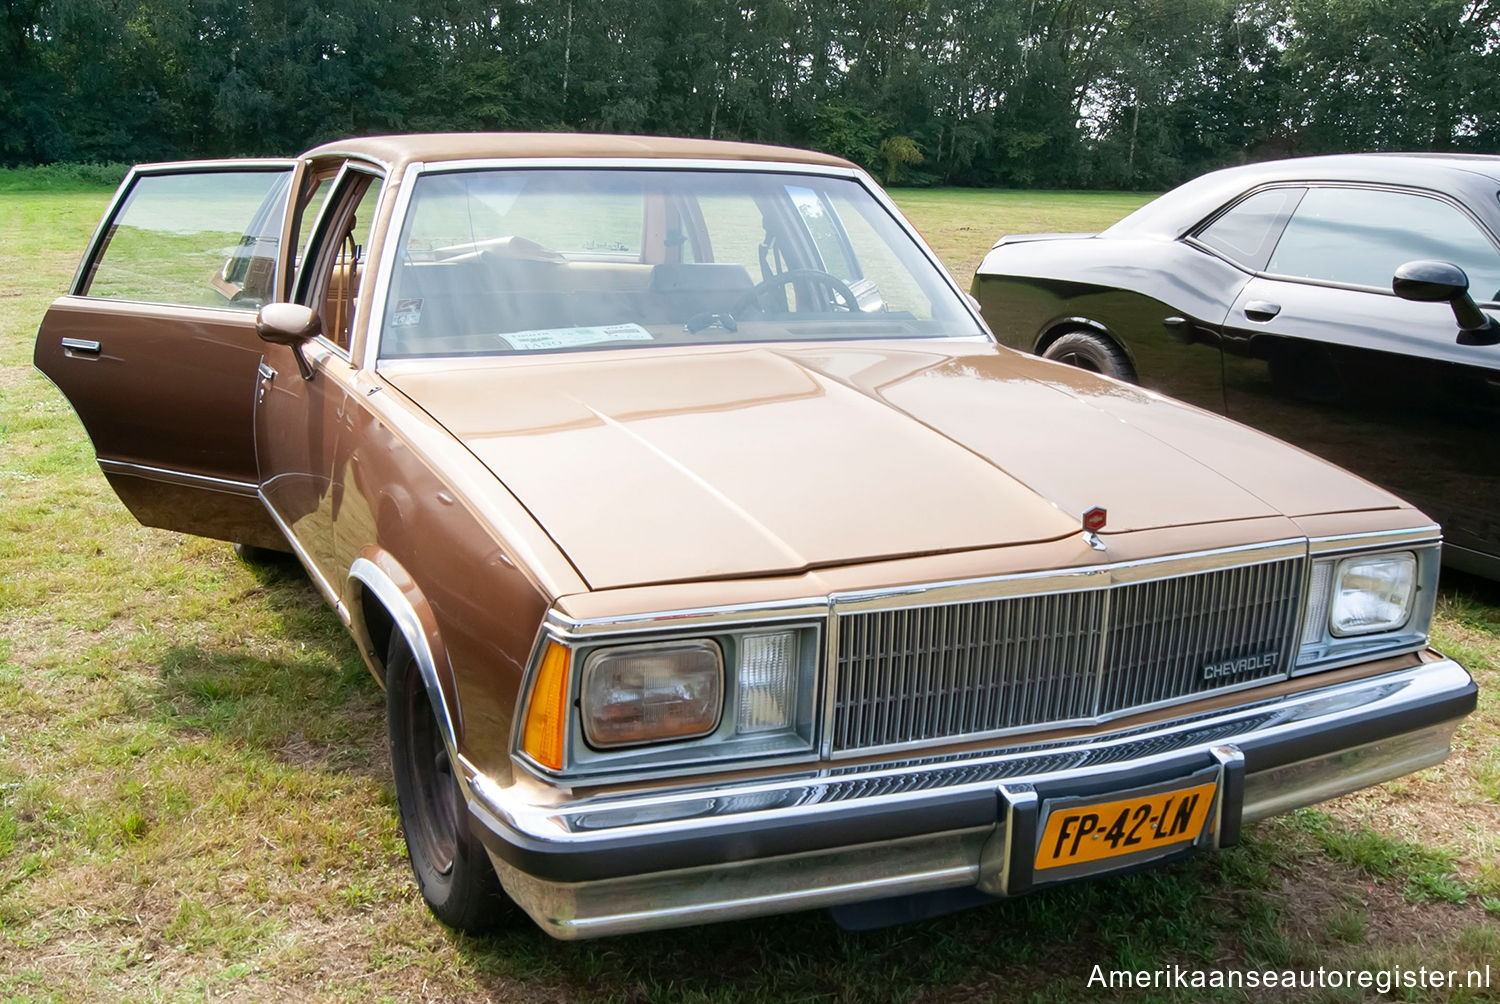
733,269,862,315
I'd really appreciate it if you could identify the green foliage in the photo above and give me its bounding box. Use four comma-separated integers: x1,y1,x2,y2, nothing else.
0,163,129,192
810,104,890,170
1,1,1498,184
879,135,924,184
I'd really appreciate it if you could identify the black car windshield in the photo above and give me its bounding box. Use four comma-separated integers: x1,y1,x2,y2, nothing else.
378,167,980,358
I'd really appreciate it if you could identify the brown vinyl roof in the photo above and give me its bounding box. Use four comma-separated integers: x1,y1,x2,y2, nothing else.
302,133,858,172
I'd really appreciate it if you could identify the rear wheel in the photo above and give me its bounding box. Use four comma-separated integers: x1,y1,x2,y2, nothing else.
386,634,509,932
1041,330,1136,382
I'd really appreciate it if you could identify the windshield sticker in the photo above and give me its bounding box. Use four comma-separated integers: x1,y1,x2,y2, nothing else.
497,323,654,351
390,298,424,327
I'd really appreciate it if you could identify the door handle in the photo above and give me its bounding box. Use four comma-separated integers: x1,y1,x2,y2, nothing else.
1243,300,1281,321
61,337,102,355
256,361,277,404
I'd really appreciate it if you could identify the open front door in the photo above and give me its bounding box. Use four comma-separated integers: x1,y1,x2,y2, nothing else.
34,160,300,547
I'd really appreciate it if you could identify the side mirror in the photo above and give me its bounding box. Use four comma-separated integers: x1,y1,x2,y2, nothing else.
1392,260,1499,346
256,303,321,379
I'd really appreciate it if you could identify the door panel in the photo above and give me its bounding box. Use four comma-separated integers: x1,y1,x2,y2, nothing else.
38,298,269,481
34,162,299,545
255,347,359,586
256,163,389,590
1222,276,1500,570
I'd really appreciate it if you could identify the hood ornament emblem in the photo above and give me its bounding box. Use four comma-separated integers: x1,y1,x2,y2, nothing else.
1082,506,1107,551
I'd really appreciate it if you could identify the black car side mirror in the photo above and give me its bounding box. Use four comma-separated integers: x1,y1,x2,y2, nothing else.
1392,260,1499,346
256,303,322,379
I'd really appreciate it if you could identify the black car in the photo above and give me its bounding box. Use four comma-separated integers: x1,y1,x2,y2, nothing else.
973,153,1500,578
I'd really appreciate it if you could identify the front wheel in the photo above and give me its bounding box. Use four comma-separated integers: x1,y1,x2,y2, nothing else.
386,634,510,932
1041,330,1136,382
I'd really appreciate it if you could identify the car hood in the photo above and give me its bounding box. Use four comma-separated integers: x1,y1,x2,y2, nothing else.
387,342,1403,590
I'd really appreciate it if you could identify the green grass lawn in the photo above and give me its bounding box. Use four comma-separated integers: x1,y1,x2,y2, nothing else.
889,187,1154,283
0,174,1496,1002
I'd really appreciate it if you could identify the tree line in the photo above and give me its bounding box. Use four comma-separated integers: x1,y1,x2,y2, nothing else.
3,0,1497,188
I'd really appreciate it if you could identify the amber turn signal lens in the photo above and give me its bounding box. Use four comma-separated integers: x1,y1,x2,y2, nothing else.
521,641,571,770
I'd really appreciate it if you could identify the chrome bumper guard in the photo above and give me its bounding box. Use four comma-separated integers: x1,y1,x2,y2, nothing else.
467,658,1475,939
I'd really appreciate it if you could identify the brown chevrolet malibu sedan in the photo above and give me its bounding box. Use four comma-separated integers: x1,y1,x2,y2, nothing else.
35,134,1477,938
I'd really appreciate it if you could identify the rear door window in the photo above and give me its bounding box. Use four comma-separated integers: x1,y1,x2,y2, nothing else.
81,169,292,309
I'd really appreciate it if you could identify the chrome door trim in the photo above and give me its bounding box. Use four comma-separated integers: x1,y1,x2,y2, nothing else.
97,458,259,497
361,160,423,372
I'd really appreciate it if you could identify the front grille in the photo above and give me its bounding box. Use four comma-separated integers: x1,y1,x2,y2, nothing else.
830,556,1304,752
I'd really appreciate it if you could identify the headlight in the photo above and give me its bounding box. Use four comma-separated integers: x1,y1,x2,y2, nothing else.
1297,544,1434,673
1330,553,1416,635
522,621,820,777
581,640,723,747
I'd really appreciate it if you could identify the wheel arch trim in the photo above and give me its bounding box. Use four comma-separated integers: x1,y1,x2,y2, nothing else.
348,554,464,766
1036,316,1136,366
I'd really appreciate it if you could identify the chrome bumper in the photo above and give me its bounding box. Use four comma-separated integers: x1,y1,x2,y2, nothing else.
467,657,1475,939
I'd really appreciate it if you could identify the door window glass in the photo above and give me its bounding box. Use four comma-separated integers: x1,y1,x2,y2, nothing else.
1268,187,1500,301
292,174,337,273
297,168,386,353
824,189,928,316
83,170,291,309
693,192,771,273
788,186,858,281
1195,187,1302,270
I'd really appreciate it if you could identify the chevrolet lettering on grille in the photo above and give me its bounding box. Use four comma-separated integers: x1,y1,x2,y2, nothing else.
1202,652,1279,682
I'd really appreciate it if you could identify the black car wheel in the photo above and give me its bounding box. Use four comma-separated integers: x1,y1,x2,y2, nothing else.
386,633,510,933
1041,330,1136,382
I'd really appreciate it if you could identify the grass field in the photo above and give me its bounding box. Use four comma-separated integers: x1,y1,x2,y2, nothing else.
1,173,1496,1003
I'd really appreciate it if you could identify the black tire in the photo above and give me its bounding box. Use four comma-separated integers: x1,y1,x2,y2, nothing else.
1041,330,1136,382
386,633,510,933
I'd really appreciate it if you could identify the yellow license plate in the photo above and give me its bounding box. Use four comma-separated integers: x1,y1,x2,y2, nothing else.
1035,780,1219,871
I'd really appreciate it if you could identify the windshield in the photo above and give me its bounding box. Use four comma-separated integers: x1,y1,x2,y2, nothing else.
378,167,980,358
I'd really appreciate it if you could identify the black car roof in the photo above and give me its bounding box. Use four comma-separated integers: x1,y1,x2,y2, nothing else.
1106,153,1500,240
